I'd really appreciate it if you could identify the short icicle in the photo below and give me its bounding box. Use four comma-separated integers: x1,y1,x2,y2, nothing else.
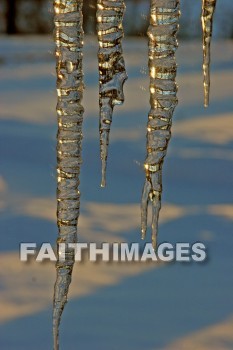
97,0,128,187
141,0,180,249
201,0,217,107
53,1,84,349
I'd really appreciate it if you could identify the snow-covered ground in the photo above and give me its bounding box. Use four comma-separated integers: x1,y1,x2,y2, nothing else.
0,35,233,349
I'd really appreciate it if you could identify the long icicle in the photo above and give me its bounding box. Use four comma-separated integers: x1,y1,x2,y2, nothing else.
141,0,180,249
97,0,127,187
201,0,217,107
53,1,84,349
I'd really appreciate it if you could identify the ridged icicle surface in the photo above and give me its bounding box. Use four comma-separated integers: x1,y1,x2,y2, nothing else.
53,0,84,349
201,0,217,107
97,0,127,187
141,0,180,249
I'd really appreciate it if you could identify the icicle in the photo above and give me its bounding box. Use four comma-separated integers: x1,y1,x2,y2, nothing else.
141,0,180,249
201,0,217,107
97,0,127,187
53,1,84,349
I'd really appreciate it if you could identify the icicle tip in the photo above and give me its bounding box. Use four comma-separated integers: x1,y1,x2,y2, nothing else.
141,229,146,241
151,235,157,251
204,90,209,108
101,159,107,188
101,179,106,188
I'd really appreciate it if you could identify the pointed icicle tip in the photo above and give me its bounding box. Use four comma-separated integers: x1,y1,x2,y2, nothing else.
100,127,110,188
141,228,146,241
141,179,150,241
53,305,60,350
204,84,209,108
101,159,107,188
151,235,157,251
203,66,210,108
53,324,59,350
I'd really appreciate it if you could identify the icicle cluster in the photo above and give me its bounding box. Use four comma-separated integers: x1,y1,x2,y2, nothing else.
141,0,180,249
201,0,217,107
97,0,127,187
53,1,84,349
50,0,219,346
